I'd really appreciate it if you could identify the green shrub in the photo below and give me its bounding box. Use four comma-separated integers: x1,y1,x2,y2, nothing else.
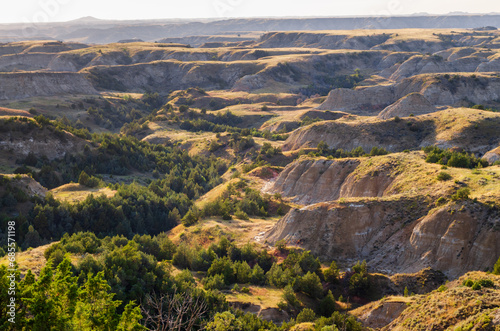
275,239,287,252
477,279,494,288
299,272,323,298
436,197,446,205
203,274,226,290
234,209,249,220
471,282,482,291
463,279,474,287
296,308,316,323
494,256,500,275
319,290,336,317
282,284,300,308
437,285,447,292
436,172,452,181
324,260,340,283
451,187,470,201
423,146,488,169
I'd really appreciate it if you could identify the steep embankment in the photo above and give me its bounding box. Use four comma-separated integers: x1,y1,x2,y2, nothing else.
264,151,500,277
484,146,500,164
84,60,266,92
378,92,436,119
318,72,500,115
282,108,500,154
0,72,97,100
381,272,500,330
265,199,500,278
265,152,456,204
0,118,89,159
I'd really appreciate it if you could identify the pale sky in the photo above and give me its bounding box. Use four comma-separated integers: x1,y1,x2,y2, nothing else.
2,0,500,24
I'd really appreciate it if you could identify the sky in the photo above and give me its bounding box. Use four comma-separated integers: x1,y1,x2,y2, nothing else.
2,0,500,24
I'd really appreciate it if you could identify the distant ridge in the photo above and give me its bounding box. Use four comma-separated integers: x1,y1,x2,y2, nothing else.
1,14,500,44
68,16,103,23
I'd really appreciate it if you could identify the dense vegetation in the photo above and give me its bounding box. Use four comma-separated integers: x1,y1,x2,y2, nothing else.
423,146,488,168
0,117,229,251
0,232,365,330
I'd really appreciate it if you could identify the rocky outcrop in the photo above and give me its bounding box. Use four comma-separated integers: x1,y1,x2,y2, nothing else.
352,299,408,329
399,205,500,277
266,158,361,204
316,85,394,114
378,93,436,119
483,146,500,164
282,116,435,152
158,36,256,47
0,53,56,72
84,60,265,92
265,198,429,267
283,108,500,153
0,72,97,100
2,174,47,197
318,73,500,114
265,200,500,278
382,272,500,330
0,119,90,160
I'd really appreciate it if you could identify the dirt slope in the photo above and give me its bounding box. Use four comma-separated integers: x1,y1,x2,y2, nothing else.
282,108,500,154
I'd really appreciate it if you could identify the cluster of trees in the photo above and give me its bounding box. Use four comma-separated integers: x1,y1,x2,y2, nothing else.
4,229,377,331
199,179,281,222
1,232,230,330
11,182,194,249
423,146,488,169
16,129,226,190
5,127,228,249
1,229,371,330
0,259,144,330
307,141,388,158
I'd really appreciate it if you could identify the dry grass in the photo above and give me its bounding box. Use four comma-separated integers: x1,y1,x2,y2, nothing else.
0,243,54,276
225,285,284,309
51,183,116,203
382,271,500,330
167,215,279,249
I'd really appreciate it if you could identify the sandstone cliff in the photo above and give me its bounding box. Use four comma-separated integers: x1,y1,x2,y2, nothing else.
483,146,500,164
378,93,436,119
318,73,500,114
265,199,500,278
0,72,97,100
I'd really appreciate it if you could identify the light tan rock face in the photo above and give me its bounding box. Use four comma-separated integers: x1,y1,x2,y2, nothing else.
265,158,400,204
378,93,436,119
265,200,500,278
316,85,395,115
483,146,500,164
84,60,265,92
265,198,429,267
355,301,408,329
404,205,500,278
0,72,97,100
266,159,361,204
388,52,487,81
0,53,56,72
